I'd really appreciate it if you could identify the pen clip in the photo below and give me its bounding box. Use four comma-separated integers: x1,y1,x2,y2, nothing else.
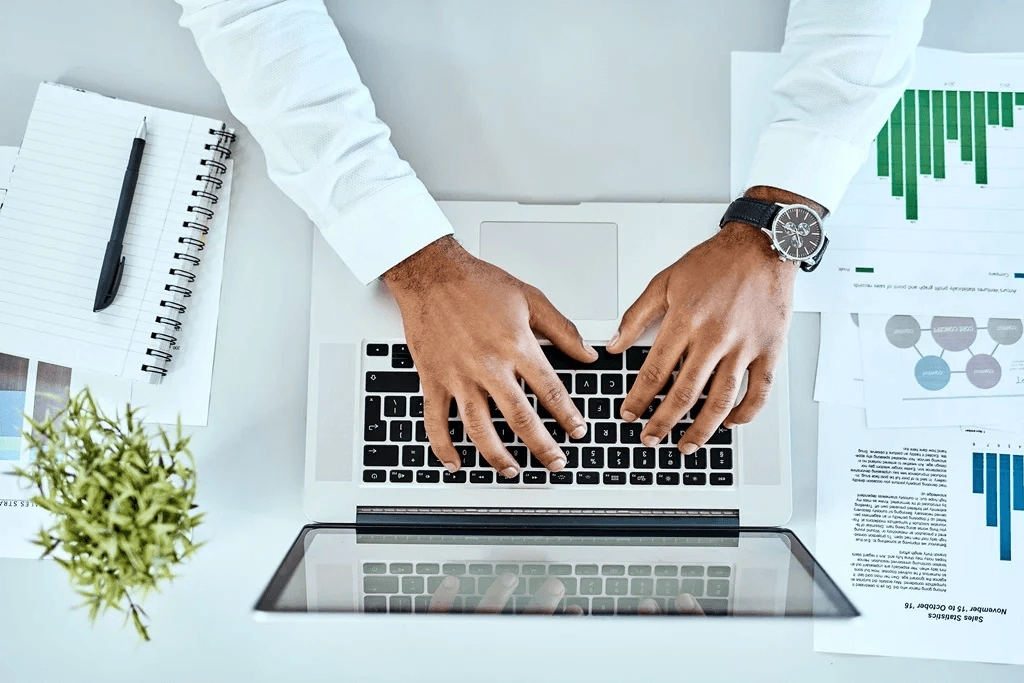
94,256,125,312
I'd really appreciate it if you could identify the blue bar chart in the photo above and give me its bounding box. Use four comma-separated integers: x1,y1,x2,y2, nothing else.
973,451,1024,561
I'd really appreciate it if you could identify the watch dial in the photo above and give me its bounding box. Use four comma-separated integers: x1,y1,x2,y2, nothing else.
771,207,823,260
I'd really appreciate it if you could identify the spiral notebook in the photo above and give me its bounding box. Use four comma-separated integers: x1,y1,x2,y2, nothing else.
0,83,235,383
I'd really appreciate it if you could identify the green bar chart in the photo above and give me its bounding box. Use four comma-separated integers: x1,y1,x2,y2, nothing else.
876,89,1024,220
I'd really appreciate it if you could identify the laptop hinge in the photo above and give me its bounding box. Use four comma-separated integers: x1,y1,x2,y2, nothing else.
356,506,739,530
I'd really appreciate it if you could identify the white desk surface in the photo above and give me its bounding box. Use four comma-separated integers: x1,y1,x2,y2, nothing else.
0,1,1021,681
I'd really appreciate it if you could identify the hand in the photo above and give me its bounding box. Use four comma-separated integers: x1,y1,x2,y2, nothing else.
637,593,706,616
606,187,822,454
428,573,581,615
383,236,596,477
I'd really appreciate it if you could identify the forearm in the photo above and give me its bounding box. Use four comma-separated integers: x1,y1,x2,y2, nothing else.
746,0,931,211
175,0,453,283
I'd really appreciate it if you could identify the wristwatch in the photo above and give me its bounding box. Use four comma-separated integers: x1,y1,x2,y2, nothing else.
719,197,829,272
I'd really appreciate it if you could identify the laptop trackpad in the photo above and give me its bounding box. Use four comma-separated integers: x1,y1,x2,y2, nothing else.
479,221,618,321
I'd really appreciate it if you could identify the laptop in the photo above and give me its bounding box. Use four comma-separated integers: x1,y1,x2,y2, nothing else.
255,202,856,618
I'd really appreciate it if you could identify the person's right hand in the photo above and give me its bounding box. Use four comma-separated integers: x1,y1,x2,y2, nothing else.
382,236,597,478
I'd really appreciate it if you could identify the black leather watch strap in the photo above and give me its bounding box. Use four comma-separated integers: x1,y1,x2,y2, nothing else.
719,197,779,230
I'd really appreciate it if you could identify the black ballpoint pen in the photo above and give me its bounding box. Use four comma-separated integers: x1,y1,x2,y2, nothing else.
93,117,147,312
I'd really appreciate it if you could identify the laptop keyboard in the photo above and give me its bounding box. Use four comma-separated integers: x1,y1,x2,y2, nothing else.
361,343,735,487
361,561,732,615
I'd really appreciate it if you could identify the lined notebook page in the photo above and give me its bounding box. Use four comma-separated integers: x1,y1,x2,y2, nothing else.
0,83,226,382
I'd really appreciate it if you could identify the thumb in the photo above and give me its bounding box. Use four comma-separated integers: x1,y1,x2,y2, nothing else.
606,274,668,354
527,288,598,363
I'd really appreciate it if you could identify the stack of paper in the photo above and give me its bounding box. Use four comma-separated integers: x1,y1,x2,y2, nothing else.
733,49,1024,665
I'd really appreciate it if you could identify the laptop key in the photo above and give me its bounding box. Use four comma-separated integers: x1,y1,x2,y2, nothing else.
557,373,573,392
443,471,467,483
680,579,704,597
628,565,652,576
592,597,615,615
631,578,654,596
523,564,546,576
364,445,399,467
442,563,467,575
542,345,621,370
708,566,731,578
711,448,732,469
365,395,382,420
654,565,678,577
410,396,424,417
427,448,443,467
470,470,493,484
389,420,412,442
562,446,579,468
508,446,528,467
415,421,428,442
620,423,642,444
690,398,705,419
685,449,708,469
625,346,649,370
366,343,389,356
710,472,733,486
363,469,386,483
550,564,572,576
390,563,413,575
416,563,440,575
496,471,520,484
603,472,626,485
683,472,707,485
576,471,599,484
594,423,616,443
414,596,431,613
364,596,387,612
608,447,630,469
656,472,680,485
523,471,547,484
469,564,493,575
389,469,413,483
457,446,476,468
582,447,604,468
600,373,623,395
364,418,386,442
568,423,591,443
550,471,573,484
363,577,399,594
402,445,425,467
671,423,692,444
632,447,655,469
680,566,704,577
365,371,419,393
572,396,585,416
575,564,599,575
363,562,386,574
544,422,567,443
659,448,681,469
641,398,661,420
448,399,459,418
605,578,628,596
630,472,653,485
493,421,516,443
416,470,440,483
588,397,610,420
697,598,729,615
613,398,625,420
384,396,406,417
707,579,730,598
575,373,598,394
580,578,603,595
656,578,680,596
449,421,464,443
708,426,732,445
565,597,589,615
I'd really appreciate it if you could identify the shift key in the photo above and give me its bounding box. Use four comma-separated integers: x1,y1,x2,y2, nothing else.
366,371,420,393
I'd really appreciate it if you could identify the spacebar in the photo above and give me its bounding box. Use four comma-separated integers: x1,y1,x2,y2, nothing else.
365,371,420,393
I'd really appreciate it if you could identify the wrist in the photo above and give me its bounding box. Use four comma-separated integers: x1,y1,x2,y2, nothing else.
719,221,798,275
743,185,827,218
381,235,468,298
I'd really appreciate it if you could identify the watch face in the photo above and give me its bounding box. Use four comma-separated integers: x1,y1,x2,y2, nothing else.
771,206,823,260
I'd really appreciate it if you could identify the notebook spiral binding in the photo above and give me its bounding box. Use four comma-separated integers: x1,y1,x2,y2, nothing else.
141,125,235,379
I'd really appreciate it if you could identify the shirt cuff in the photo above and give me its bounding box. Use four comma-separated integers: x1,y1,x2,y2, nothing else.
319,177,455,285
743,124,869,213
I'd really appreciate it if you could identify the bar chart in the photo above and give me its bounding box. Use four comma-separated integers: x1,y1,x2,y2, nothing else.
877,89,1024,220
972,451,1024,561
0,352,72,461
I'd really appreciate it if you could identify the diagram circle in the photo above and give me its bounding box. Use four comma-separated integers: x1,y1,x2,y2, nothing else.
914,355,951,391
966,354,1001,389
885,315,921,348
930,316,977,352
987,318,1023,346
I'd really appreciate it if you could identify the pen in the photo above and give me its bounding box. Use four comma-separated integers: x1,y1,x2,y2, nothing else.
93,117,147,312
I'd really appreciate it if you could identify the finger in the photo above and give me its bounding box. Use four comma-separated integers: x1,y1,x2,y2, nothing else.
619,318,687,422
725,353,778,428
637,598,662,616
423,385,460,472
678,353,746,454
517,349,586,440
565,604,585,616
605,272,668,355
457,387,521,478
476,573,519,614
524,578,566,615
427,575,460,613
490,383,568,471
641,344,718,448
675,593,706,616
527,287,598,363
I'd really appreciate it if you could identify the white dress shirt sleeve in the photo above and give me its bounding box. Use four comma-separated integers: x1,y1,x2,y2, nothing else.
175,0,454,285
745,0,931,212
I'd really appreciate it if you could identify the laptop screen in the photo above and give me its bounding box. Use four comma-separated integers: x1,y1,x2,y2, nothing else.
255,525,857,618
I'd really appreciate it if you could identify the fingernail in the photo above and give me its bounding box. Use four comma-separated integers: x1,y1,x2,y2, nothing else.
549,457,567,472
679,443,698,455
723,422,736,429
583,342,598,357
570,425,587,439
502,574,519,588
621,410,637,422
678,593,698,610
444,462,459,473
500,467,519,478
442,575,459,589
608,332,620,348
641,435,660,448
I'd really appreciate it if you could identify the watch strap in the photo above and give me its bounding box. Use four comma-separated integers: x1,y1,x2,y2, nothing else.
799,235,829,273
719,197,779,230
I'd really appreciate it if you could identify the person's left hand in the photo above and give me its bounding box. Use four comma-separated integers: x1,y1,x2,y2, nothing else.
606,187,822,454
